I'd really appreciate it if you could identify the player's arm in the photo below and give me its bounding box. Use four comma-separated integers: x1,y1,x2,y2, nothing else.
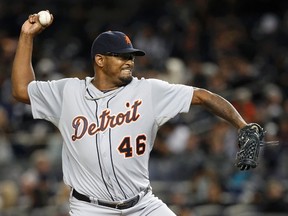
191,87,247,130
11,12,53,104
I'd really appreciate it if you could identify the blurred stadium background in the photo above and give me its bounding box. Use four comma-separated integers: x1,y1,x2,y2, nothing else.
0,0,288,215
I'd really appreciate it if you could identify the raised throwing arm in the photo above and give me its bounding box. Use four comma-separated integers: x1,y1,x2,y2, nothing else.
11,11,53,104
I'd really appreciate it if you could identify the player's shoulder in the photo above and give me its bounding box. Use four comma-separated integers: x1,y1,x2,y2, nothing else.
59,77,86,87
131,77,170,86
42,77,87,92
131,77,193,93
29,77,81,88
55,77,84,88
65,77,84,84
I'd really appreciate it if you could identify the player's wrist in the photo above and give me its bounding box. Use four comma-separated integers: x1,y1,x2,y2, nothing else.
237,122,248,132
19,32,36,44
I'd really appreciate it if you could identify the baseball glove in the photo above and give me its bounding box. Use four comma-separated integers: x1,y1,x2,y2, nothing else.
235,123,265,171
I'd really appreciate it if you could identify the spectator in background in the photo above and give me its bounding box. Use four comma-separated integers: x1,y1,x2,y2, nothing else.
0,106,14,166
134,24,170,71
19,150,57,210
232,87,257,123
0,181,18,211
259,178,288,213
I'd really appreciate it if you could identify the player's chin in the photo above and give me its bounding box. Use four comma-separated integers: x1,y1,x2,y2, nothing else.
119,75,133,86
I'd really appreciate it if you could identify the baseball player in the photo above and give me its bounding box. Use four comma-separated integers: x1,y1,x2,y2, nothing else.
12,12,252,216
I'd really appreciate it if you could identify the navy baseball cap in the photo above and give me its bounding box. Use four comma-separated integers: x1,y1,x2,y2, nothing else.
91,31,145,59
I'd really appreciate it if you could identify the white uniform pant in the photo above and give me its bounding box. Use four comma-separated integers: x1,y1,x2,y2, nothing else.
69,191,176,216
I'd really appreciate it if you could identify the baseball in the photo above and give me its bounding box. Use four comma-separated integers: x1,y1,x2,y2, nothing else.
38,10,51,26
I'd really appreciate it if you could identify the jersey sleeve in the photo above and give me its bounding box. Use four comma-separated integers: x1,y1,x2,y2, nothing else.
148,79,194,126
27,78,72,126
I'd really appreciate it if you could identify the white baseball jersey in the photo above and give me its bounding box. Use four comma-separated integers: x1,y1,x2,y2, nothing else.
28,76,194,201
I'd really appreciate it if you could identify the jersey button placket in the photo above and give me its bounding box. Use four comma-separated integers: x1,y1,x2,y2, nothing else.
99,97,118,198
97,100,113,182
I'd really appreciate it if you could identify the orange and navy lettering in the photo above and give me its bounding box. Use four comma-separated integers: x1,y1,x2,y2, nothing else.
71,100,142,141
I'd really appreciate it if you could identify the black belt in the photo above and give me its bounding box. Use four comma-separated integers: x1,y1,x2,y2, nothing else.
72,187,150,210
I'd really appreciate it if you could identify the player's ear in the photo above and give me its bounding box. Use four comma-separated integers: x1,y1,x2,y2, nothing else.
95,54,104,67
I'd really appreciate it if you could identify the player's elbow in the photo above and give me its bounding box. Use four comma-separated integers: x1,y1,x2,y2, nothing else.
12,87,30,104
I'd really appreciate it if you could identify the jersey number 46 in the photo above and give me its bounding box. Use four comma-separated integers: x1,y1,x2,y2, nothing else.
117,135,147,158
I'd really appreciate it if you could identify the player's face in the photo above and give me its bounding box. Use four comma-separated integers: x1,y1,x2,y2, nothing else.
102,53,135,87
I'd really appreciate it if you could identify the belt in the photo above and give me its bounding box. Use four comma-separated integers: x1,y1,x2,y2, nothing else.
72,186,150,210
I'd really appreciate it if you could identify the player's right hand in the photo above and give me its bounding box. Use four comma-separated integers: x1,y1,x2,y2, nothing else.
21,13,54,36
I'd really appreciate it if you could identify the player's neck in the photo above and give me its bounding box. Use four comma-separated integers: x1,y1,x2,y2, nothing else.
100,88,117,93
91,78,118,92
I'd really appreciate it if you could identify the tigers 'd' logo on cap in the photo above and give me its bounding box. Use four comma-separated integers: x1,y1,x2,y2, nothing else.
124,35,132,45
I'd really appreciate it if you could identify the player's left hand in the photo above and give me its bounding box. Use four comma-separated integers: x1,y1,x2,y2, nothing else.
235,123,264,170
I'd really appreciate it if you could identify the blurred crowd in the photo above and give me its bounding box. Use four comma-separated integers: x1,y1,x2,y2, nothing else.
1,0,288,215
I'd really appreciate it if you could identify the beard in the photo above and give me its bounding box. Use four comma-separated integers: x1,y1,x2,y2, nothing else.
119,75,133,86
